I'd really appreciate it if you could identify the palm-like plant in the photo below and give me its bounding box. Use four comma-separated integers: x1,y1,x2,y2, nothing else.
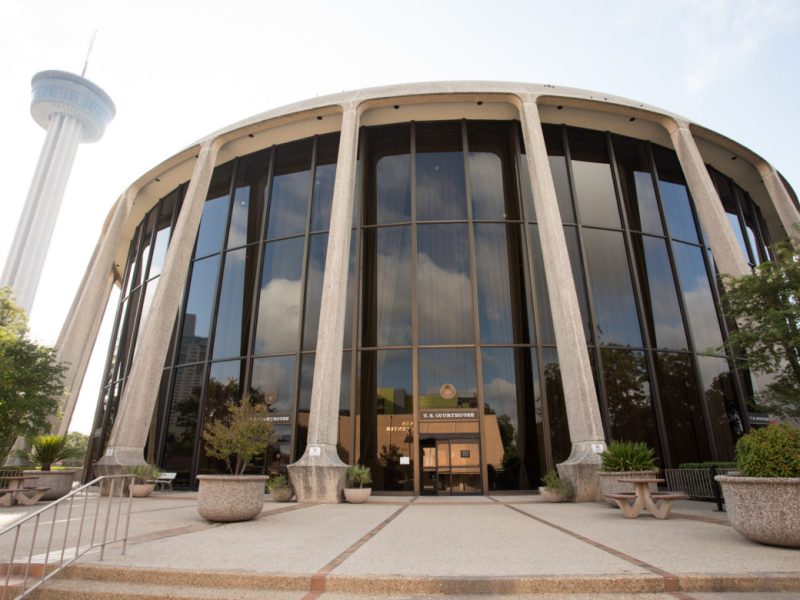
26,434,82,471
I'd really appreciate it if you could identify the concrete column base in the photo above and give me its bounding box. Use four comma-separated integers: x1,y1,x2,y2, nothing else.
287,444,347,503
94,446,147,476
557,441,606,502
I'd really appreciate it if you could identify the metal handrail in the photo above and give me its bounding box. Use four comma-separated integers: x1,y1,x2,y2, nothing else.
0,474,136,600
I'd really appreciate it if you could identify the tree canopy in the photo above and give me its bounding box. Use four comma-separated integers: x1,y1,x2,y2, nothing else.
0,287,66,463
721,236,800,418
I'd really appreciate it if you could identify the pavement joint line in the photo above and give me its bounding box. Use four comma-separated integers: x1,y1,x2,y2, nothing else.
302,497,416,599
488,495,683,594
669,512,730,526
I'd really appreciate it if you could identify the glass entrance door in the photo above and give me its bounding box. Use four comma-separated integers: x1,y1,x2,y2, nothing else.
420,437,481,495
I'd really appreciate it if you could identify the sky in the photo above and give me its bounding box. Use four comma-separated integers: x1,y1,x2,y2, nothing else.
1,0,799,435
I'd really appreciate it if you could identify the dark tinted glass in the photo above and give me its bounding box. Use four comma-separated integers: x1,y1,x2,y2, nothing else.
654,352,710,466
266,139,313,240
582,228,643,347
417,224,473,344
149,189,178,278
212,245,258,359
652,145,699,244
612,136,663,234
416,121,467,221
672,242,723,353
194,163,233,258
563,226,593,344
482,347,540,490
528,226,555,345
137,211,155,286
122,234,138,298
542,348,571,463
367,124,411,225
177,256,219,364
163,363,205,474
343,234,356,349
302,234,328,350
253,237,305,355
197,360,244,474
566,127,620,229
228,149,270,249
250,355,296,414
359,349,413,491
361,226,412,347
631,235,688,350
697,356,742,460
419,348,477,409
474,224,530,344
542,125,575,223
468,121,517,220
310,134,339,232
711,170,750,262
517,124,536,221
601,348,660,461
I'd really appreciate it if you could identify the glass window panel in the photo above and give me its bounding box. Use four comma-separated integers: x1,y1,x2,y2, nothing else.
198,360,245,474
417,224,474,345
298,353,315,412
528,226,555,345
482,347,540,491
416,121,467,221
582,228,643,347
163,363,205,474
711,170,751,263
654,352,711,466
253,236,305,356
212,246,258,360
566,128,620,229
149,189,178,278
631,235,688,351
123,229,140,298
474,224,530,344
697,356,743,461
419,348,477,409
652,145,699,244
612,135,663,235
733,185,759,265
228,149,270,250
310,133,339,232
367,124,411,225
362,226,412,347
359,350,413,491
467,121,518,220
250,355,296,414
343,233,356,349
542,348,571,463
131,278,158,361
517,124,536,222
117,287,140,378
672,241,724,353
194,163,234,258
177,256,219,364
542,124,575,223
302,234,329,350
147,370,172,465
266,139,313,240
138,210,156,286
601,348,661,461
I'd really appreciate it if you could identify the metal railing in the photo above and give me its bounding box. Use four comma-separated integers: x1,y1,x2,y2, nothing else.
0,474,136,600
664,467,738,504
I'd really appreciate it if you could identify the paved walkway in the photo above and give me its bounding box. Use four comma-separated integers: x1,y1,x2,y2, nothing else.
2,492,799,598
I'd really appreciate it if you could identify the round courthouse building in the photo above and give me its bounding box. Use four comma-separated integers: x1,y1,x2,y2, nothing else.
66,82,799,497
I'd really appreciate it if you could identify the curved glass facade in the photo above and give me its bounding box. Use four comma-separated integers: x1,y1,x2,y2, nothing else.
92,118,772,492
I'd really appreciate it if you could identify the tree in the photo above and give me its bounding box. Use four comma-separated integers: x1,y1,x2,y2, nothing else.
721,236,800,418
0,288,66,463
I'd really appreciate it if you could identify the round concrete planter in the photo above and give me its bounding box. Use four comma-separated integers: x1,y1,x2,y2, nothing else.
597,471,658,506
344,487,371,503
23,469,78,500
196,475,267,522
268,487,294,502
540,487,570,503
130,482,156,497
716,475,800,548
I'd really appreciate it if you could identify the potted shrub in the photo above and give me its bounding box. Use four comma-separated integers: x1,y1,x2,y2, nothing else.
344,464,372,503
597,440,658,506
540,470,573,502
21,434,82,500
266,474,294,502
196,396,277,522
716,424,800,548
127,464,161,497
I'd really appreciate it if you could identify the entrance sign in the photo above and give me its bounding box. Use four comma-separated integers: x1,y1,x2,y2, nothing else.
420,409,477,421
439,383,457,400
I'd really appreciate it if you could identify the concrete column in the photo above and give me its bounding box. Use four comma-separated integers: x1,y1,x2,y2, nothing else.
288,108,359,503
757,164,800,243
518,102,606,501
668,125,749,278
96,142,219,472
54,190,136,435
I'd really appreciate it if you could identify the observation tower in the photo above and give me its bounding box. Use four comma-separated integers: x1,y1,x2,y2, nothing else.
1,70,115,313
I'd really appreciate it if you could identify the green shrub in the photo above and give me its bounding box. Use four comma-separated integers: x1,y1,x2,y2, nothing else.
267,474,290,491
24,435,82,471
541,470,573,498
600,441,657,472
347,464,372,488
735,424,800,478
126,464,161,482
677,461,736,470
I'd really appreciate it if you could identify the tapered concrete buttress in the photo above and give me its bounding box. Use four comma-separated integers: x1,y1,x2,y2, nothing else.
287,108,359,503
758,164,800,244
95,142,219,474
518,102,607,501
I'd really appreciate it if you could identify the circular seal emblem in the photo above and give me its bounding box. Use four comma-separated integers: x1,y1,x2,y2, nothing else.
439,383,456,400
264,390,278,405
